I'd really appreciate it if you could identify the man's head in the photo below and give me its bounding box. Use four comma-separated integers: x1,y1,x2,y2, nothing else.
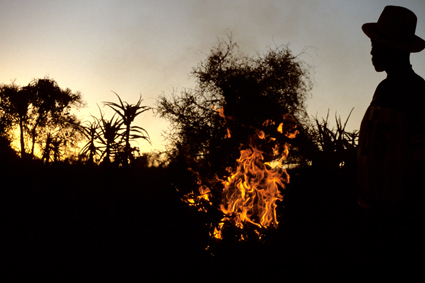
370,40,410,72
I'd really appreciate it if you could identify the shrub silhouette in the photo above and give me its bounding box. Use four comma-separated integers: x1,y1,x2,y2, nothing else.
157,35,312,179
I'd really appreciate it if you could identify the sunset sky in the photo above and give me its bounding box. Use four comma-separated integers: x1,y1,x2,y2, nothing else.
1,0,425,153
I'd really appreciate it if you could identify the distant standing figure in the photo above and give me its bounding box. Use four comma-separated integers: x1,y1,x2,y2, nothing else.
357,5,425,278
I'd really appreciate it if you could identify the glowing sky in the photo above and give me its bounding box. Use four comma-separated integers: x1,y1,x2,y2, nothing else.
1,0,425,153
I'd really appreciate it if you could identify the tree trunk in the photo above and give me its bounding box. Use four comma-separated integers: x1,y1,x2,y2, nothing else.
30,118,42,158
19,117,25,158
42,133,52,164
30,126,37,157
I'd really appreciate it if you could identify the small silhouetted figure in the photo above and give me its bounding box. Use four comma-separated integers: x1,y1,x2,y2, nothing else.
357,6,425,279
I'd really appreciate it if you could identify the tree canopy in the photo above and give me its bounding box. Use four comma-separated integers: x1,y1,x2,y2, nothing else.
0,78,84,161
157,37,312,170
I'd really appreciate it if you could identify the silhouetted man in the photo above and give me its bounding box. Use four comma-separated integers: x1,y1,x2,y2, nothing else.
357,5,425,279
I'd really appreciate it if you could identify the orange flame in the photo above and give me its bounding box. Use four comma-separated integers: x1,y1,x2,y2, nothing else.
182,109,298,240
218,146,287,228
182,168,213,212
213,116,297,239
215,106,232,139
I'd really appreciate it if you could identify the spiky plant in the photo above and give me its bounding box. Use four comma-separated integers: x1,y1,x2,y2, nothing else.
103,92,151,165
80,119,101,164
95,107,123,164
310,108,358,170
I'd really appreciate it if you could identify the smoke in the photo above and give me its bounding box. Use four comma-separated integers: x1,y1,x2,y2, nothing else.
91,1,328,91
186,0,321,54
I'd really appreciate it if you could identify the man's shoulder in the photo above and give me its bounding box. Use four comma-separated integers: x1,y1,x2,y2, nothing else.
409,72,425,101
376,71,425,94
372,73,425,111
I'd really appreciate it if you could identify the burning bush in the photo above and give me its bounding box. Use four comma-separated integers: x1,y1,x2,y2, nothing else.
157,34,312,172
182,109,298,240
157,35,313,240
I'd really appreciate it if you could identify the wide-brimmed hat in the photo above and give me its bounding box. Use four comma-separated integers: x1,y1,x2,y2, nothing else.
362,5,425,53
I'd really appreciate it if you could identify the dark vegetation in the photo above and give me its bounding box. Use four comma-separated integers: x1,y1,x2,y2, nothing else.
0,37,371,281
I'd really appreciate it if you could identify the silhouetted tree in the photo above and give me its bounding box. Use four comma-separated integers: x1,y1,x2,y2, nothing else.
0,84,17,162
0,78,84,159
0,82,31,157
40,118,82,163
23,78,84,158
157,35,312,171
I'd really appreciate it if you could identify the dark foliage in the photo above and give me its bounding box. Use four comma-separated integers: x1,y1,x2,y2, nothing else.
156,36,363,249
0,78,84,160
1,154,408,281
157,35,313,176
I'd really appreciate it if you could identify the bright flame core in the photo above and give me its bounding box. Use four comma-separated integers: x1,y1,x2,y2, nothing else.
214,146,288,239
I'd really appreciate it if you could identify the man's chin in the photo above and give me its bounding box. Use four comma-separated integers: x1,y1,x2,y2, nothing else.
373,64,385,72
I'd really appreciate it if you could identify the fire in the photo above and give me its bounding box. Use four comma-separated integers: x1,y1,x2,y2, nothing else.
182,169,213,212
218,145,287,229
182,108,298,240
212,113,298,239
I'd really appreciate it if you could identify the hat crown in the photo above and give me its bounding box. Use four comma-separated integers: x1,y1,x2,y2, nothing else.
377,5,417,42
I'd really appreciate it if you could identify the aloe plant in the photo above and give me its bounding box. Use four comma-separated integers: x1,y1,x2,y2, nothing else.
95,107,123,164
80,119,100,164
103,92,151,165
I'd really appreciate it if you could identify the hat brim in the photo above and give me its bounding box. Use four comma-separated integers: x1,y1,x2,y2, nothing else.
362,22,425,52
